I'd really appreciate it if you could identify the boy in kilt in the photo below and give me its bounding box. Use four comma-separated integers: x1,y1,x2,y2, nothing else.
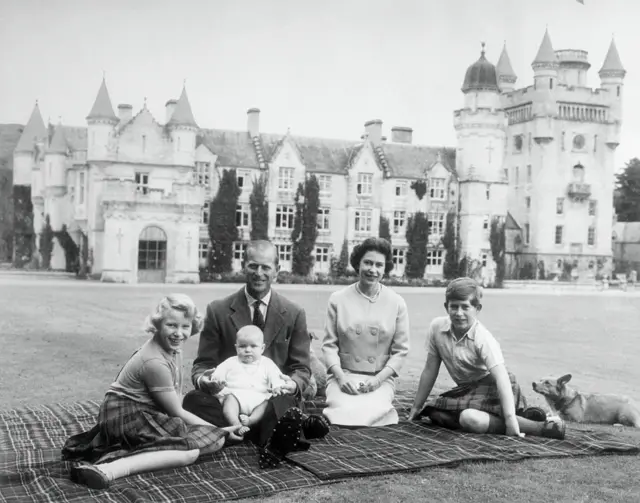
408,278,565,439
62,294,244,489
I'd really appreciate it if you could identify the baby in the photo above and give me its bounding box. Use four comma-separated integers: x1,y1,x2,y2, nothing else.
211,325,287,436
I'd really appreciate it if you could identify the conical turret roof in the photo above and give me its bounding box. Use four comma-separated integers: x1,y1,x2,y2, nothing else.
167,86,198,128
532,28,558,65
48,125,68,154
15,102,47,153
497,43,517,81
86,78,118,122
599,38,625,75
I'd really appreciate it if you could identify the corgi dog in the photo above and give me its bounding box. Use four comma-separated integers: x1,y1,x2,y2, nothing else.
532,374,640,427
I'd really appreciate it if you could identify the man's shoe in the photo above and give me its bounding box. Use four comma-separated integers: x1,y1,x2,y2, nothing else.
540,418,566,440
258,407,303,469
302,414,331,440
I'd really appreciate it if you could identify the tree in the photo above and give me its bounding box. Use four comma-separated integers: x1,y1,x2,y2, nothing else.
291,175,320,276
332,238,350,278
490,216,506,287
249,172,269,240
615,158,640,222
442,210,460,279
12,185,34,267
379,215,391,242
0,168,13,261
39,214,54,270
405,211,429,279
54,224,80,273
410,180,427,200
209,169,241,274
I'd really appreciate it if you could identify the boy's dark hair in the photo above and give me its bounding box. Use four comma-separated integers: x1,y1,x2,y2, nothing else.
445,277,483,307
349,237,394,275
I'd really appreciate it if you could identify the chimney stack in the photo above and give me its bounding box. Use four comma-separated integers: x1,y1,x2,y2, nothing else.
391,126,413,144
117,104,133,123
247,108,260,137
364,119,383,143
165,99,177,124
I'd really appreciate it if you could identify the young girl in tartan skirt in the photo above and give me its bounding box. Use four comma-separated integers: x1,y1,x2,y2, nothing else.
62,294,243,489
408,278,566,440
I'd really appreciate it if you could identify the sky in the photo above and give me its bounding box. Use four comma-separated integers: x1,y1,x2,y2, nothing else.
1,0,638,169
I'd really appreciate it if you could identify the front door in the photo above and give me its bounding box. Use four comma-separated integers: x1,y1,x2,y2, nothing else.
137,226,167,283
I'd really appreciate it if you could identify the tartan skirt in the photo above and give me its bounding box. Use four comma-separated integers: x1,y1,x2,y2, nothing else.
421,372,529,418
61,393,228,464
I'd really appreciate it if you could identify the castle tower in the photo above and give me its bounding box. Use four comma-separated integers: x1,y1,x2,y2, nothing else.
532,28,559,92
86,78,118,161
454,43,508,275
496,43,517,93
13,102,47,186
166,85,198,167
44,125,68,230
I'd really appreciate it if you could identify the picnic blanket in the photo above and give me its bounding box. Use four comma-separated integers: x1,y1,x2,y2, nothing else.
1,391,639,502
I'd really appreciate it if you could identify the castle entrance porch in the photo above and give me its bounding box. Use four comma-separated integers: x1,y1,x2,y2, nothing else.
137,225,167,283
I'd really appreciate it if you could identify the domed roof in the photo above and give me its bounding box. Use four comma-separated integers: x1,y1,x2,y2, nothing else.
462,43,499,93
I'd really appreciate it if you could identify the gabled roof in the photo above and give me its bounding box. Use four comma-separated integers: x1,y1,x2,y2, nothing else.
15,102,47,152
381,143,456,178
532,28,558,65
599,38,625,75
197,129,259,168
48,125,68,154
86,78,118,122
167,87,198,128
497,43,517,81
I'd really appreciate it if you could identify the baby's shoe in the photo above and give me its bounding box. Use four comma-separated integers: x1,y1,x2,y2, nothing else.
540,417,566,440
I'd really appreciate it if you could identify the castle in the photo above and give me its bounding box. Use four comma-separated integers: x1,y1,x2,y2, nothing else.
11,29,624,283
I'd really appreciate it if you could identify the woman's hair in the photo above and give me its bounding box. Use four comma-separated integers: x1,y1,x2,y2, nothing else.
349,237,394,275
445,277,483,307
143,294,204,336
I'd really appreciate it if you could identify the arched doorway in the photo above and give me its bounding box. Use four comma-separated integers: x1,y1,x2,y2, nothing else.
137,226,167,283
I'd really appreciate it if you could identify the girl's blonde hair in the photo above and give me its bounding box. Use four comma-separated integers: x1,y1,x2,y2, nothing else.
143,294,204,336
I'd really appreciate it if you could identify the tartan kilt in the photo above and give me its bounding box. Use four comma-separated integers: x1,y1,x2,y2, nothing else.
421,372,528,418
61,393,228,464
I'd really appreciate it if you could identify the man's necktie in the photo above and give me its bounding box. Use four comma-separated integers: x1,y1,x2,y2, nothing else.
252,299,265,330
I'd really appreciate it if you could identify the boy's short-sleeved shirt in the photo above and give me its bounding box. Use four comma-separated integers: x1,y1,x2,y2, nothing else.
426,315,504,385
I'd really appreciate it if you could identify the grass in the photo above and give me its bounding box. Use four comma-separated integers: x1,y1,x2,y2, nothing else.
2,280,640,502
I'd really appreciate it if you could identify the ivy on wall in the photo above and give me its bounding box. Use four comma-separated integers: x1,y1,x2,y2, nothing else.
12,185,34,267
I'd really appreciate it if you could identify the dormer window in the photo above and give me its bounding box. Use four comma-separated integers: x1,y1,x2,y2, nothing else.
356,173,373,196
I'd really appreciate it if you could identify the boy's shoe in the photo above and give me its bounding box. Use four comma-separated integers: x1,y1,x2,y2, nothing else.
70,463,111,489
540,418,566,440
302,414,331,440
259,407,304,469
521,406,548,422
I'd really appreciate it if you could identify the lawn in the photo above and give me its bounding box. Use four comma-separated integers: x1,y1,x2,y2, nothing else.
1,280,640,502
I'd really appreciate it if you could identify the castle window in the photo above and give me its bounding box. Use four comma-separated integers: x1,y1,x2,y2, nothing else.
317,207,331,231
275,204,295,229
513,135,523,153
526,164,532,183
235,204,250,228
483,215,490,232
201,203,209,225
393,210,406,234
588,200,597,216
481,252,488,267
276,244,292,262
316,246,330,264
556,197,564,215
199,241,209,260
594,135,598,152
588,226,596,246
524,223,530,245
427,250,444,267
392,248,405,267
549,78,553,89
195,162,211,189
525,196,531,211
395,181,408,197
485,184,490,200
237,171,247,190
555,225,563,245
572,164,585,183
356,173,373,196
617,86,620,97
428,212,446,237
278,167,295,191
318,174,332,195
561,132,565,151
135,172,149,195
573,134,585,150
429,178,446,199
77,171,86,205
515,166,519,186
142,135,146,154
233,242,247,260
354,209,372,232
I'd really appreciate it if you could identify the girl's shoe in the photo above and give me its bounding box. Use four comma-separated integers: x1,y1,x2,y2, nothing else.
70,463,111,489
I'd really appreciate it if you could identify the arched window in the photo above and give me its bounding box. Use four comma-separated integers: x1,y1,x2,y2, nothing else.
572,163,585,183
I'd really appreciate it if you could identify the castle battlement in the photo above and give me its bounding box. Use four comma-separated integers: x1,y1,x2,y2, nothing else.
101,178,204,206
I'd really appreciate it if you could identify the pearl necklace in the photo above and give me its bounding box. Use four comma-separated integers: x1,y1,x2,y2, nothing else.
355,282,381,303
